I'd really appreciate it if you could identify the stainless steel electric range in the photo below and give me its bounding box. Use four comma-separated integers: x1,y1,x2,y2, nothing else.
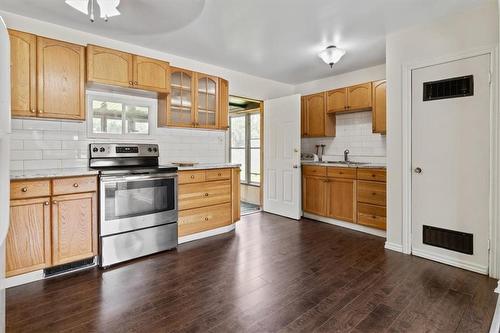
89,143,178,267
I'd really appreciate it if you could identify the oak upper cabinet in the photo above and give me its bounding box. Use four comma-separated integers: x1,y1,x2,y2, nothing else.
133,55,170,93
6,197,51,277
87,44,134,88
9,31,85,120
168,67,195,127
326,88,347,113
347,82,372,111
37,37,85,120
372,80,387,134
195,73,219,129
218,78,229,130
302,175,327,216
302,92,335,137
51,192,97,266
326,178,356,223
301,96,307,136
9,30,37,118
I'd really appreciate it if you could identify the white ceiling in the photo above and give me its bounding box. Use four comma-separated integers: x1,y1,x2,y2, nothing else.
0,0,493,84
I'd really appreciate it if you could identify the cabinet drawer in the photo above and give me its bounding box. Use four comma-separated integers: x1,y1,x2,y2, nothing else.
357,181,386,206
327,167,356,179
10,180,51,200
52,176,97,195
178,203,232,236
206,168,231,181
357,168,386,182
179,180,231,210
302,165,327,177
357,203,386,230
178,170,206,184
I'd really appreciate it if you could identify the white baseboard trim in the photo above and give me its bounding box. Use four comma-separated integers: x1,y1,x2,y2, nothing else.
385,242,404,253
178,223,236,244
412,248,488,275
6,270,44,289
490,292,500,333
496,281,500,294
303,213,386,238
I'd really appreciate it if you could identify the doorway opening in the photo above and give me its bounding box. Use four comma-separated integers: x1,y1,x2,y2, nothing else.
229,96,263,215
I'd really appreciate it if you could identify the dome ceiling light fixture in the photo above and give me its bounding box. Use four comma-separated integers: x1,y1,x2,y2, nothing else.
65,0,120,22
318,45,346,68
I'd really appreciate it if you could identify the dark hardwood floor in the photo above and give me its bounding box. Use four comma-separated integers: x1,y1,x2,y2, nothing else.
6,213,498,332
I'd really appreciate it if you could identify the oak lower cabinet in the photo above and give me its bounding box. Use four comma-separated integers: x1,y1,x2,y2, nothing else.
302,165,387,231
178,167,240,237
6,176,98,277
6,197,52,277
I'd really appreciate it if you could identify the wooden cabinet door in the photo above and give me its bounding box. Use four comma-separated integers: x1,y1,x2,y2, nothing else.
372,80,386,134
326,178,356,223
195,73,219,129
218,78,229,130
9,30,37,118
232,168,241,222
326,88,347,113
52,192,97,266
87,44,133,88
301,96,308,137
37,37,85,120
347,82,372,111
133,55,170,93
302,176,326,216
6,197,51,277
168,67,195,127
304,93,325,137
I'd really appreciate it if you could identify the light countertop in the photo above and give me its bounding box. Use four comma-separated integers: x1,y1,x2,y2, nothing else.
301,161,386,169
167,163,241,171
10,168,99,180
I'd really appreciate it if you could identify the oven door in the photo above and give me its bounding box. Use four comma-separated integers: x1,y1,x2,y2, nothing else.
99,173,178,236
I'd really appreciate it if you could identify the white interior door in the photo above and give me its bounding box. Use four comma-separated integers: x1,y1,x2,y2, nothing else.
411,54,491,274
263,94,301,219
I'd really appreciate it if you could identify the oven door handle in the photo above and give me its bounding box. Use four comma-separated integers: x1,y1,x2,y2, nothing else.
100,173,178,183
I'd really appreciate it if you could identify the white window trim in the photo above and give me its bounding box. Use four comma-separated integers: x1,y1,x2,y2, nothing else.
86,90,157,140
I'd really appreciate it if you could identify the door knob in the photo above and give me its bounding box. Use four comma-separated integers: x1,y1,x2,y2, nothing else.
292,164,299,169
414,167,422,174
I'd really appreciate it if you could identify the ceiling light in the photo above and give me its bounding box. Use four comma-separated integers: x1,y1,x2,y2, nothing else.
318,45,346,68
65,0,120,22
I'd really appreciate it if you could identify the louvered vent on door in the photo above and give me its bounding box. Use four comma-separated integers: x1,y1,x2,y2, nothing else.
422,225,473,255
423,75,474,101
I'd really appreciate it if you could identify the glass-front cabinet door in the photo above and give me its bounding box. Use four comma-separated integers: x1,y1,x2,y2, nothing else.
195,73,218,129
169,67,194,127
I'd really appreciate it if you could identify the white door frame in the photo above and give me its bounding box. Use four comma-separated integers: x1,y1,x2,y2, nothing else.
400,46,500,278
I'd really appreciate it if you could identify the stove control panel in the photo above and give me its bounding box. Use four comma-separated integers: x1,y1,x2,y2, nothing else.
89,143,159,158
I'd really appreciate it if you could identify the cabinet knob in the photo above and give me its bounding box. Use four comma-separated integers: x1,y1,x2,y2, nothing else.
204,217,209,221
30,109,36,114
218,173,221,176
73,183,79,187
190,175,195,179
21,187,28,192
204,193,209,197
134,81,138,85
372,215,377,219
129,81,133,85
372,192,377,196
339,171,343,174
53,200,58,204
44,201,50,206
38,109,43,113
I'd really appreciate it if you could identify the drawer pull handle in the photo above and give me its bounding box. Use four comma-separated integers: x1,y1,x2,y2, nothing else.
372,215,377,219
339,172,343,174
372,192,377,196
204,193,209,197
372,174,376,177
205,217,209,221
190,175,195,179
73,183,79,187
44,201,50,206
21,187,28,192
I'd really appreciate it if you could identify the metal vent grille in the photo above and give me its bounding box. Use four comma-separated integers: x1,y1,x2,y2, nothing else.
423,75,474,101
423,225,473,255
44,257,96,278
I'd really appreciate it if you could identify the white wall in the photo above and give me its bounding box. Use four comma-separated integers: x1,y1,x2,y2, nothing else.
386,2,499,250
0,10,294,101
296,64,387,163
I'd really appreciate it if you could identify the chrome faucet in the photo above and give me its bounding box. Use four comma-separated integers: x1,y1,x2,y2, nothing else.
344,149,350,162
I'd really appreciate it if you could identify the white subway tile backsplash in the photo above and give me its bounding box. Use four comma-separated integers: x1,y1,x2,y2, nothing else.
10,119,227,172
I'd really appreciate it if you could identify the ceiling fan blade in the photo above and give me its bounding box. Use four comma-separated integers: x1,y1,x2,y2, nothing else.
65,0,89,15
96,0,120,18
